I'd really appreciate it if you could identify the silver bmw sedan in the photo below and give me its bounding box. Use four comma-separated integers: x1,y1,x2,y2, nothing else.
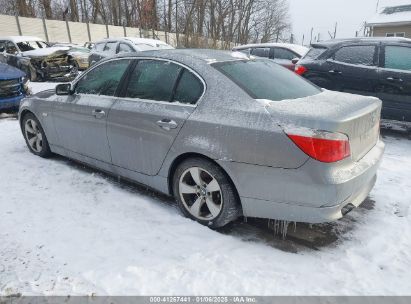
18,49,385,228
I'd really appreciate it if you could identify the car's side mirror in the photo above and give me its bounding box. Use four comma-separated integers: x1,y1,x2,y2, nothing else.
56,83,72,95
291,57,299,64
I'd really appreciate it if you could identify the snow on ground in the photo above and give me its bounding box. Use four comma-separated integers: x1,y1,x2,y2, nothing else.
0,82,411,296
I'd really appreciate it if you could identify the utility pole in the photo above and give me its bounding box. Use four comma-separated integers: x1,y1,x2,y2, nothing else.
333,22,337,39
309,27,313,45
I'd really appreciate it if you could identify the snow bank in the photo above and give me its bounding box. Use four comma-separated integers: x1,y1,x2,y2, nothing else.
0,82,410,295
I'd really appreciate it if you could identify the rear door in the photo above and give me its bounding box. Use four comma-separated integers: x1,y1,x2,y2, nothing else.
326,44,380,96
107,59,204,175
52,58,131,163
378,44,411,122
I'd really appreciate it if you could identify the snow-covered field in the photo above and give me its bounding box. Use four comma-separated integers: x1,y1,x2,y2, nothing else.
0,82,410,296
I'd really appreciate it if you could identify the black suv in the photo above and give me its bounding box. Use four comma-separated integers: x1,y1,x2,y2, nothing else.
296,38,411,122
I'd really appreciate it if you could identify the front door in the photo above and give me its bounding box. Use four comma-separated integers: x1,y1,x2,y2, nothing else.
107,59,204,176
326,44,380,97
378,44,411,122
52,58,131,163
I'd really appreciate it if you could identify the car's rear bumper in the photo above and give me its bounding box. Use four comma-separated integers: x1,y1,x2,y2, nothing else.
0,94,25,111
217,139,385,223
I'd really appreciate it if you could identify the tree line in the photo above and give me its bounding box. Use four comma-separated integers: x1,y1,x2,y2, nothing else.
3,0,291,48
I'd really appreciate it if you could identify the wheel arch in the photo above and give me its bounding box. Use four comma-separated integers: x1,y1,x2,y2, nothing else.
167,152,243,215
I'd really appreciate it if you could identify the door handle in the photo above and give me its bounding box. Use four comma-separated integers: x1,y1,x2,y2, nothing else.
386,77,403,82
92,109,105,119
156,119,178,130
329,70,342,74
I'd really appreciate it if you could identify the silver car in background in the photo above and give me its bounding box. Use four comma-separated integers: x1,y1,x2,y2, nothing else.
18,50,384,228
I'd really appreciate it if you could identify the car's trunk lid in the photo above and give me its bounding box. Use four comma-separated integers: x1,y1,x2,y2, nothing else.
263,90,381,162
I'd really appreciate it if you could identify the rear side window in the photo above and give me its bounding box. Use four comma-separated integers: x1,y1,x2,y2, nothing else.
174,70,203,104
235,48,251,55
125,60,182,101
118,43,133,54
274,48,296,60
251,48,270,58
103,42,117,54
75,59,130,96
303,47,327,59
334,45,376,66
213,59,320,101
385,46,411,71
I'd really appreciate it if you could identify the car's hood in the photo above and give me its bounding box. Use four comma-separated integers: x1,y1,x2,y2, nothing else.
22,47,70,58
0,62,25,79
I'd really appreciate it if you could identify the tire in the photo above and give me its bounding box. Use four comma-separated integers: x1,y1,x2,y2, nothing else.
172,157,241,228
21,113,52,158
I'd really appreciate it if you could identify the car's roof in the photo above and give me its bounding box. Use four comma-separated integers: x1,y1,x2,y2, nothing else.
114,48,249,64
0,36,44,43
312,37,411,48
233,43,309,56
95,37,172,47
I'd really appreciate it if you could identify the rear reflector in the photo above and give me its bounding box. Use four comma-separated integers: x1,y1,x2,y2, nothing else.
285,129,351,163
295,65,307,75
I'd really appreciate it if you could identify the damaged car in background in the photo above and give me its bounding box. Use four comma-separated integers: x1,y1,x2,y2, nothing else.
0,36,79,82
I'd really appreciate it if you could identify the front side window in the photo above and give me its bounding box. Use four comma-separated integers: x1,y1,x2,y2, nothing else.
75,59,130,96
213,59,320,101
95,43,105,52
385,46,411,71
251,48,270,58
16,41,47,52
174,70,203,104
0,41,6,52
6,42,18,54
333,45,376,66
125,60,182,102
274,48,296,60
103,42,117,54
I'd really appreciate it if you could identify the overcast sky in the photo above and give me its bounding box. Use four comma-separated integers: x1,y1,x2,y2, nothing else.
288,0,411,45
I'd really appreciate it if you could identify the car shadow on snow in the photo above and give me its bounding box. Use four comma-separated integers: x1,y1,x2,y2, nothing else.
53,153,376,253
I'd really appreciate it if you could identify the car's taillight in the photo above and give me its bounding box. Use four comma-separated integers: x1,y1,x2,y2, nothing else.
285,129,350,163
295,65,307,75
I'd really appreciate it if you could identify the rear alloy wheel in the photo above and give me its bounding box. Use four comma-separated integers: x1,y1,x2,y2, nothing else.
173,158,241,228
22,113,51,157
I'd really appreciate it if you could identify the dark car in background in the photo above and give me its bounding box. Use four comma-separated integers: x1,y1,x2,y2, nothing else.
296,37,411,122
88,37,174,66
233,43,309,70
0,62,27,113
0,36,78,82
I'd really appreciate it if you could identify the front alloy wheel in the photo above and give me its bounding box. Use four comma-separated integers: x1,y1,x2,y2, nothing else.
22,113,51,157
24,119,43,153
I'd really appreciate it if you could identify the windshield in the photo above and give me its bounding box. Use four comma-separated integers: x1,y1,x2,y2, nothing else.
212,59,320,101
17,41,48,52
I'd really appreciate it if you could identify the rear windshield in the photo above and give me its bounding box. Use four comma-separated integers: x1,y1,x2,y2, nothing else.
303,46,327,60
213,59,320,101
